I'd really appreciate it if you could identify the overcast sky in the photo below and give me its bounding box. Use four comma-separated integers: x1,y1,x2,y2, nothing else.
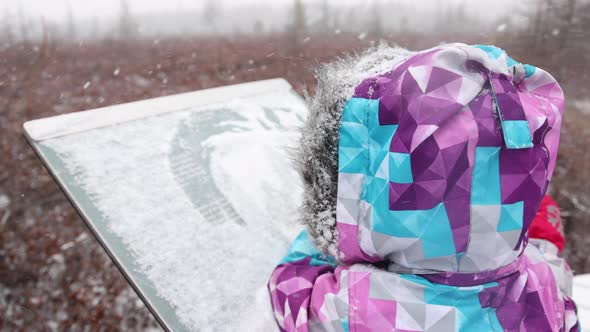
1,0,516,22
0,0,523,41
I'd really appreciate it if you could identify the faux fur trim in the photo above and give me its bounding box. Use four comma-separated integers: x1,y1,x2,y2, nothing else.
295,43,413,258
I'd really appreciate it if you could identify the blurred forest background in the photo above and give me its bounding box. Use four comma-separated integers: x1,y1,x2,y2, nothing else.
0,0,589,330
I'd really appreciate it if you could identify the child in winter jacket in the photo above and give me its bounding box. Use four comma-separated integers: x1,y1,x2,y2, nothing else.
268,43,579,331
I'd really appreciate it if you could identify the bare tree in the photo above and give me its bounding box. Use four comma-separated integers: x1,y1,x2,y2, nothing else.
319,0,332,34
254,20,264,35
119,0,139,39
40,16,56,44
202,0,220,34
65,1,76,40
332,7,341,33
1,10,14,43
90,16,100,40
289,0,307,51
368,0,384,39
558,0,576,50
442,0,468,33
345,7,357,33
434,0,445,32
399,16,409,33
17,2,28,42
526,0,580,70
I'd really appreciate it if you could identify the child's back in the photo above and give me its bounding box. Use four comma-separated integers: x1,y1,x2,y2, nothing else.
269,43,579,331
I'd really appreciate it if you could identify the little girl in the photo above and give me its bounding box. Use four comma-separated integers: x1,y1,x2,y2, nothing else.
268,43,579,331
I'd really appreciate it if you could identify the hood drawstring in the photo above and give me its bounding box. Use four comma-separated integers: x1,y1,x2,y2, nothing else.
488,64,534,150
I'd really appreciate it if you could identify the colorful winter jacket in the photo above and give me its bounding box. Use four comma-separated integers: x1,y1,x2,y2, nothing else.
268,44,579,331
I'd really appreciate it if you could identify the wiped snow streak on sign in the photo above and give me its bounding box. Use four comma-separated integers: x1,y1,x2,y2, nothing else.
24,79,306,331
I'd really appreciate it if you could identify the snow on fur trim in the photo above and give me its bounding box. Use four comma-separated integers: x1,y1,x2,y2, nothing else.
295,43,413,258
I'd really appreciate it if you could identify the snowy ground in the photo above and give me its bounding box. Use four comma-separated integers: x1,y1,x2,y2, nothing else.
574,275,590,331
573,99,590,115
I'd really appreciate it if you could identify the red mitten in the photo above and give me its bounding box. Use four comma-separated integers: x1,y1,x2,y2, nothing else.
529,195,565,252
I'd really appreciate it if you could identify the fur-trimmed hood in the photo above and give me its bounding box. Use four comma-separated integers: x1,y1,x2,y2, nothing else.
269,43,576,332
297,43,565,273
296,44,414,258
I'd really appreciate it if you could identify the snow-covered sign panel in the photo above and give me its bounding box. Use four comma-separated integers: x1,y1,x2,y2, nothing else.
23,79,306,332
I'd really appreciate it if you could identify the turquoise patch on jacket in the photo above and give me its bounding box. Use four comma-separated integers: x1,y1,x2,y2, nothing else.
340,96,457,259
371,202,456,258
340,122,368,149
339,97,398,177
339,98,371,174
471,147,502,205
342,98,374,124
339,146,368,174
389,152,413,183
523,64,536,77
473,44,537,77
498,201,524,232
279,230,337,267
341,319,349,332
501,120,533,149
401,274,503,331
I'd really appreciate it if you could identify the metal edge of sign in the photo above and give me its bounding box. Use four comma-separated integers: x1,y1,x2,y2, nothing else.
23,78,294,141
24,117,175,332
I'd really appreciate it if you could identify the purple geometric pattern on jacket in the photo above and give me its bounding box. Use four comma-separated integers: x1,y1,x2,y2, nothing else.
335,43,564,273
269,240,579,331
477,244,579,331
268,44,578,332
268,256,335,331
